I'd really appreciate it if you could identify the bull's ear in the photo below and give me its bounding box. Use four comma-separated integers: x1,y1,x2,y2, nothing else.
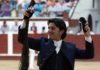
28,0,36,8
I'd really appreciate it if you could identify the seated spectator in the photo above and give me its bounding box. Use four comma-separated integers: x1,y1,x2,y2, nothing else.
1,0,11,17
46,0,58,17
0,20,9,34
0,0,3,16
56,0,71,16
42,0,71,17
40,0,52,17
30,22,37,34
0,4,2,17
41,26,45,34
10,0,18,17
66,0,74,8
10,0,18,9
16,4,25,17
40,4,49,17
21,0,29,9
11,20,19,32
32,0,46,17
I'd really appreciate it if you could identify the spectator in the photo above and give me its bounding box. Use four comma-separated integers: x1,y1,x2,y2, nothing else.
56,0,71,16
40,0,52,17
32,0,46,17
47,0,58,17
40,4,49,17
0,0,3,16
16,4,25,17
0,20,9,34
41,26,45,34
30,22,37,34
21,0,30,9
1,0,11,17
10,0,18,17
44,0,71,17
66,0,74,8
11,20,19,32
10,0,18,9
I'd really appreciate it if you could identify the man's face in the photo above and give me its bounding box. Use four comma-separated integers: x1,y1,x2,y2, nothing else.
48,23,63,41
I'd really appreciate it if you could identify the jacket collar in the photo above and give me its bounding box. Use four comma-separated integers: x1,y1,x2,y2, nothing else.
61,41,74,67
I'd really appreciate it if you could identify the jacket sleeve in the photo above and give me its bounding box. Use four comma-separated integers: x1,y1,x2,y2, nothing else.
75,41,94,59
18,26,42,51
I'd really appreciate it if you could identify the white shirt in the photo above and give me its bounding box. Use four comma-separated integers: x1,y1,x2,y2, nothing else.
11,24,19,32
53,40,62,54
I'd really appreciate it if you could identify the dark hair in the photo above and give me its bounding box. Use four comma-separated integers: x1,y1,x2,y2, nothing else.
48,18,67,39
79,17,87,32
79,17,86,25
88,14,93,31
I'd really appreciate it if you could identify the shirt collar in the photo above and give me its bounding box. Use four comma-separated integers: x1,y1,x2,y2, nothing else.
53,40,62,47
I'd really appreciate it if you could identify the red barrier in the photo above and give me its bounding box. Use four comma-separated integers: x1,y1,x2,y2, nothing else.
13,34,22,53
0,34,7,53
13,33,48,53
65,35,100,61
0,34,100,60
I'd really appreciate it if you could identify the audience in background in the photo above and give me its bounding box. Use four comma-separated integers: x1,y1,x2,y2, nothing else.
32,0,46,17
11,20,19,32
0,0,75,17
30,22,37,34
22,0,29,9
1,0,11,17
16,4,25,17
10,0,18,17
46,0,58,17
40,0,72,17
0,20,9,34
0,0,78,34
40,0,52,17
0,0,3,17
56,0,71,16
41,26,45,34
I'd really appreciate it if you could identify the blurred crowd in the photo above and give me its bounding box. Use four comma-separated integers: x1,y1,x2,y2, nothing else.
1,0,94,35
0,20,19,34
0,18,95,35
0,0,76,17
0,20,47,34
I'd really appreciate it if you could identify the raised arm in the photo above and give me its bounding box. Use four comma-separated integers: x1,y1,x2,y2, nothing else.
75,23,94,59
18,1,36,70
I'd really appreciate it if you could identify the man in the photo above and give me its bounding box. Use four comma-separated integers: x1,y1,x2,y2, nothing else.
0,20,9,34
18,8,94,70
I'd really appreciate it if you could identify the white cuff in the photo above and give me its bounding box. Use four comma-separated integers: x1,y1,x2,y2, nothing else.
85,36,92,43
20,20,26,29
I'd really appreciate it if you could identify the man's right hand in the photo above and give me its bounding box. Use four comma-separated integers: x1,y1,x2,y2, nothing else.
23,7,34,19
